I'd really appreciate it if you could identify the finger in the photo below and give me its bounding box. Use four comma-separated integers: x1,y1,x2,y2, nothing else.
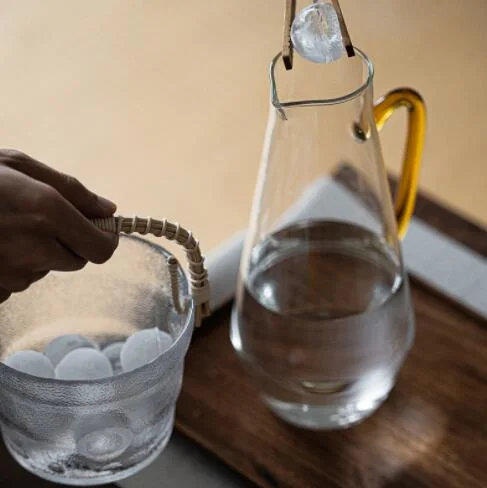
0,234,85,272
27,271,50,287
0,287,11,303
45,189,119,264
44,240,87,272
16,237,88,272
0,271,49,293
1,149,117,217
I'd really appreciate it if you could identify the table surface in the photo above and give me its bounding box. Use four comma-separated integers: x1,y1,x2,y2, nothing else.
169,172,487,488
1,183,486,488
176,289,487,488
0,2,486,487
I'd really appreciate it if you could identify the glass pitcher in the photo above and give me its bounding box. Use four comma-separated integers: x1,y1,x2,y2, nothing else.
231,48,426,430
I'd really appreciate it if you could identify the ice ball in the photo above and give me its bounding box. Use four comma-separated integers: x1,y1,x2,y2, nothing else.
102,341,125,375
44,334,97,366
77,426,133,462
121,328,173,373
4,350,55,378
291,2,344,63
55,348,113,380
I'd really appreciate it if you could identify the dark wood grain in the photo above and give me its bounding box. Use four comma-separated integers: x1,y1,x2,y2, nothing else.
174,173,487,488
177,289,487,488
1,172,486,487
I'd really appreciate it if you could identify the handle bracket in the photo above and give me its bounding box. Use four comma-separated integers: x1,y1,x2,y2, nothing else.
92,216,210,327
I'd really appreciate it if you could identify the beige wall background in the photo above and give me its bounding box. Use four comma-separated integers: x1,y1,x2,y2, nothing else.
0,0,485,252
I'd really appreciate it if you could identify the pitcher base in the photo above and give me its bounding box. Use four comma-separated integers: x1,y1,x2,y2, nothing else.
262,393,389,430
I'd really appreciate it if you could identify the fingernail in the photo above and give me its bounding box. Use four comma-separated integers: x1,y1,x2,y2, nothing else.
97,196,117,214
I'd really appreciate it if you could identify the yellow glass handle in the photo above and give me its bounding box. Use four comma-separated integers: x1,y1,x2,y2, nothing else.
374,88,426,238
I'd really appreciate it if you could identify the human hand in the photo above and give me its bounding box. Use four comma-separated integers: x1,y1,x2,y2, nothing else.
0,149,118,303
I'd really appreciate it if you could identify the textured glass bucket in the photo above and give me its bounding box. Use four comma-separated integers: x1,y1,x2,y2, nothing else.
0,235,194,485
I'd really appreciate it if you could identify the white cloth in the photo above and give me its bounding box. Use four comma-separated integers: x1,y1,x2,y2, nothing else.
206,178,487,318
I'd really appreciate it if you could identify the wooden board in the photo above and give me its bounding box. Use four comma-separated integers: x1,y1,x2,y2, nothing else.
1,187,485,488
175,187,487,488
178,292,487,488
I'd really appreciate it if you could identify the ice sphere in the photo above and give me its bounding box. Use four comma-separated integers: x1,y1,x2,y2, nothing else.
291,2,345,64
55,348,113,380
102,341,125,374
121,328,173,373
77,426,133,462
44,334,97,366
4,350,55,378
73,412,133,462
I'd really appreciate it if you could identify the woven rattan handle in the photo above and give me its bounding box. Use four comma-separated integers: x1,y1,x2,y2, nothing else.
92,216,210,327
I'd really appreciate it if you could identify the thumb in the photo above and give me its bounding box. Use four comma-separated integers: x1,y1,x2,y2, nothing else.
2,149,117,217
52,172,117,218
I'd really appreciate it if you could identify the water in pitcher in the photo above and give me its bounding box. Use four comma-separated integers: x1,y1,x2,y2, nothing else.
231,220,414,429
